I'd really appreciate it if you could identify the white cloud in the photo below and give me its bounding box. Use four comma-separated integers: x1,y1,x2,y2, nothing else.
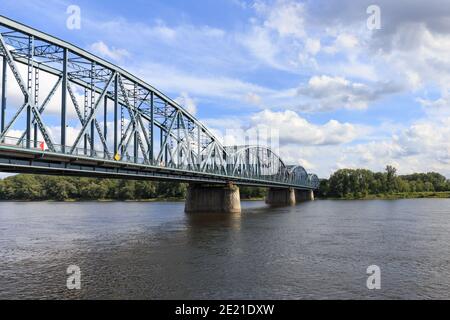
306,0,450,93
269,116,450,178
239,25,284,70
297,75,401,111
204,108,450,178
250,109,361,146
417,94,450,117
152,20,177,41
175,92,197,115
89,41,130,62
256,0,306,38
239,0,316,72
135,62,272,102
231,0,249,9
305,38,321,55
244,92,262,105
323,33,359,55
203,109,367,176
336,116,450,177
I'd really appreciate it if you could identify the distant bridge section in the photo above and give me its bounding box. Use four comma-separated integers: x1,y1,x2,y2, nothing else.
0,16,319,212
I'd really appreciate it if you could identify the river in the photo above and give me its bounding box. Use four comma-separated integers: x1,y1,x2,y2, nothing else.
1,199,450,299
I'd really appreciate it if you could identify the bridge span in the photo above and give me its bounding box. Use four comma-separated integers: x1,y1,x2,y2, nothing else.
0,16,319,213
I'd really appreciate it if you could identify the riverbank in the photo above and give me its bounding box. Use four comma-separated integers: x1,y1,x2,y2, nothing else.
3,193,450,202
0,174,268,201
0,197,267,203
0,198,185,203
319,191,450,200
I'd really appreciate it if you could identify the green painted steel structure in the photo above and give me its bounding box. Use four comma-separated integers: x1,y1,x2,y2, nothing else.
0,16,319,190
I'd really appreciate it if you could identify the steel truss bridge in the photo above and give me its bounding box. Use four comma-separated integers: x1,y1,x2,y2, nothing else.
0,16,319,190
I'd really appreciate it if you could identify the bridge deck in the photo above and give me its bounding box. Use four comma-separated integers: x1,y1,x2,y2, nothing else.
0,144,313,190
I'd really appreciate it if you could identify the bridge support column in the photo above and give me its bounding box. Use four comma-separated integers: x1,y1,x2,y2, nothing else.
185,183,241,214
295,189,315,202
266,188,296,206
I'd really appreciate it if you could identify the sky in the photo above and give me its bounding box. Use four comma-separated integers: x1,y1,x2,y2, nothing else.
1,0,450,178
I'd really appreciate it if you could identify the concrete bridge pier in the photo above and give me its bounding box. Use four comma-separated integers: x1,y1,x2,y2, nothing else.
295,189,315,202
185,183,241,214
266,188,296,206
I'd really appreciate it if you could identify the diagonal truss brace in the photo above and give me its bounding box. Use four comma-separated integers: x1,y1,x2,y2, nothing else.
69,72,115,154
156,111,178,164
117,75,148,163
177,114,197,168
0,33,55,151
17,76,61,145
67,83,111,158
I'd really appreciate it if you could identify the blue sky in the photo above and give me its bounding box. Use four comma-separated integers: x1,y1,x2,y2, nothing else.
1,0,450,177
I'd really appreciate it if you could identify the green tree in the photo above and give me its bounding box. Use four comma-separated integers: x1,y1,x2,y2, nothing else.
385,165,397,193
156,182,187,198
41,177,77,200
319,165,450,199
0,175,43,200
135,181,157,199
116,180,136,200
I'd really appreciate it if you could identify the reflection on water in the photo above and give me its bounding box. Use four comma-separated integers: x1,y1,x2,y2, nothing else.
1,199,450,299
186,212,242,230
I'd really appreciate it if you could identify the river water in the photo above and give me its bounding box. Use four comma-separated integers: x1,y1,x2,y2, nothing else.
1,199,450,300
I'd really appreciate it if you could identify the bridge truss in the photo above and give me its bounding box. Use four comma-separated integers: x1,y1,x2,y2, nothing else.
0,16,319,190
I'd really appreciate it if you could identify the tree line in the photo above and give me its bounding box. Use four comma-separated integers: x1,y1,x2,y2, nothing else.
2,166,449,201
0,174,266,201
318,166,450,199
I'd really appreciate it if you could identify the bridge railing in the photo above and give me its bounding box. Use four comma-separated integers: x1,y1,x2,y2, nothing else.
0,135,320,189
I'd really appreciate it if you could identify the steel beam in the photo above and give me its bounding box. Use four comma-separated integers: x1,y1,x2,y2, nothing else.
114,74,118,157
0,15,220,150
1,57,6,133
26,36,34,149
61,48,68,153
69,72,115,154
17,77,62,145
104,95,108,155
150,91,154,164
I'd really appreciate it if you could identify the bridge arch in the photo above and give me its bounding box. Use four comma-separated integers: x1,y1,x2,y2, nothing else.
287,165,309,186
307,174,320,189
226,146,289,182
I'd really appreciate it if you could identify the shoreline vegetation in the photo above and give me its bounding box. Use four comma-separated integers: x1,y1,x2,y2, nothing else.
0,166,449,202
0,198,268,203
317,166,450,200
1,193,448,202
0,174,267,202
318,192,450,200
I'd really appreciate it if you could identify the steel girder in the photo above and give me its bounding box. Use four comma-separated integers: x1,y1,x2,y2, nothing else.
0,15,319,190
